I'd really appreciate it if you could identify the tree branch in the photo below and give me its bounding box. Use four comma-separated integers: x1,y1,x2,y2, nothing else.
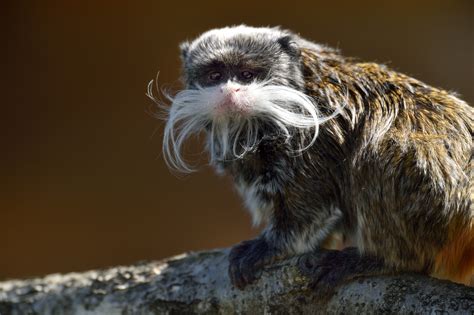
0,248,473,314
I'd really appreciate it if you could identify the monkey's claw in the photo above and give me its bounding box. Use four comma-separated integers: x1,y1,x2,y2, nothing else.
228,238,276,289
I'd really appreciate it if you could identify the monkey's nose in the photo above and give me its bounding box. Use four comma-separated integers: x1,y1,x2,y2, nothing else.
220,85,242,93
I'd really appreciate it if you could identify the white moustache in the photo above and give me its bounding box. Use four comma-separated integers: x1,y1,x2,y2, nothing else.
149,80,342,173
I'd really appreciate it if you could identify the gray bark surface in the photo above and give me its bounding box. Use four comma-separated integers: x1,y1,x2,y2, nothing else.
0,249,473,314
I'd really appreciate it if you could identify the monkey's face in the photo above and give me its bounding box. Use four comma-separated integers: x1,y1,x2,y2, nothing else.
159,26,329,172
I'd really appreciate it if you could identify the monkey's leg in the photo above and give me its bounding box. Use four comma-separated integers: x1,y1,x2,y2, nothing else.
229,211,344,289
229,235,362,291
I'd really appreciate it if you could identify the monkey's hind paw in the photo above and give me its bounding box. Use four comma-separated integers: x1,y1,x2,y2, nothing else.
228,238,278,290
298,247,385,296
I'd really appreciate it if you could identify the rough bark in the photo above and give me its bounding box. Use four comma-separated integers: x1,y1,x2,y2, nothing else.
0,248,473,314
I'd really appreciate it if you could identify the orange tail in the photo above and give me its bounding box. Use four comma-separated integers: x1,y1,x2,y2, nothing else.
433,221,474,285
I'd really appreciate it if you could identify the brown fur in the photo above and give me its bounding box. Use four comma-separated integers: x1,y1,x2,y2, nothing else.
434,221,474,284
301,47,473,285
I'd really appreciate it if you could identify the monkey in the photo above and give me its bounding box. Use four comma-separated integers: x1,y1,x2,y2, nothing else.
149,25,473,291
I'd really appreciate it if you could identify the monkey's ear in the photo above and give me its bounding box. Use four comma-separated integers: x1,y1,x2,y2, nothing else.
277,35,300,58
179,41,191,63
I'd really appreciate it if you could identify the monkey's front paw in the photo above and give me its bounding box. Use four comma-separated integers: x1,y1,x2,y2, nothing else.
228,238,278,289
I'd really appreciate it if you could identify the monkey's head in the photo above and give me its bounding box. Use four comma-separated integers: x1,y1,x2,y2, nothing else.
157,25,336,172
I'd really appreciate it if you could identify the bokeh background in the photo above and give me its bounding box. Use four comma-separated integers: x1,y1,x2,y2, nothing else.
2,1,473,280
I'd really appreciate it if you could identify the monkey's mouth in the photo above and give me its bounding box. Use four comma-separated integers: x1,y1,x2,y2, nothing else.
213,101,252,118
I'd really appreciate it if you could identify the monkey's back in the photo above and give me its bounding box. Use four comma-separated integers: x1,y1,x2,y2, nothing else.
321,58,473,285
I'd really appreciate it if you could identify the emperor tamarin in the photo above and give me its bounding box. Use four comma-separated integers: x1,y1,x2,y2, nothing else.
150,25,473,290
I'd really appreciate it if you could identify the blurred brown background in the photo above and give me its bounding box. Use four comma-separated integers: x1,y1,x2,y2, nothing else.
1,1,473,280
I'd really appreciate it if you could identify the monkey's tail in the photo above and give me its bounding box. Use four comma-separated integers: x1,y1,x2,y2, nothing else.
433,218,474,286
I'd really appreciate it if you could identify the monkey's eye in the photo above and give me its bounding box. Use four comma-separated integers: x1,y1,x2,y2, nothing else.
209,71,222,81
241,70,254,80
